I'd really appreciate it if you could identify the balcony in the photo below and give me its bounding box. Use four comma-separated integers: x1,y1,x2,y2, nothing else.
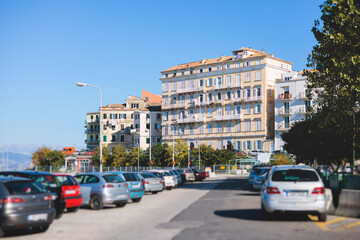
298,92,311,100
278,93,293,101
177,86,204,94
85,129,99,134
213,114,242,121
86,140,99,145
243,96,263,103
276,123,290,131
177,115,204,124
277,108,292,116
130,129,140,134
232,98,244,104
87,119,100,125
298,106,310,115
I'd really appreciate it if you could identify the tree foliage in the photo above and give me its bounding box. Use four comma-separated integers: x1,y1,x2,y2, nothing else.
91,146,110,166
31,147,65,166
271,153,293,166
110,144,127,167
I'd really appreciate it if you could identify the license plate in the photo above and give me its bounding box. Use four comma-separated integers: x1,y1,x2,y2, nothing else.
287,192,307,197
132,183,140,188
28,213,47,222
65,190,76,195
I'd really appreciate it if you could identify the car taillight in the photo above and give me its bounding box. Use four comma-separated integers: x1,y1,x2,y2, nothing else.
43,195,52,201
266,187,280,194
102,184,114,188
160,180,163,183
144,180,150,184
1,197,24,204
124,183,128,187
312,187,325,194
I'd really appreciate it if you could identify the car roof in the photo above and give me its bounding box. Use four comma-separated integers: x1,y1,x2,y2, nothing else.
0,176,33,182
272,165,312,171
0,170,56,176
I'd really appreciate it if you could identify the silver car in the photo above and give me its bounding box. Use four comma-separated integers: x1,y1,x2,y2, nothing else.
260,165,327,221
74,173,130,210
183,169,195,182
137,172,163,194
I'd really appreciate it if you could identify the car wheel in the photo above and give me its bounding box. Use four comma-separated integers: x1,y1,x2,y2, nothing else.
115,202,126,208
67,207,80,213
318,212,327,222
55,210,63,219
151,191,158,194
131,198,141,203
166,187,172,190
90,195,103,210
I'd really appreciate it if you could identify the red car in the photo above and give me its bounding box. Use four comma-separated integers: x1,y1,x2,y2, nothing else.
54,174,82,212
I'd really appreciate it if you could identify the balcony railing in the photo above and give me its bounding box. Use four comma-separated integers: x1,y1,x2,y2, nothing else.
276,123,290,131
278,93,293,101
298,106,310,115
277,108,292,115
177,86,204,94
85,129,99,134
213,114,242,121
298,92,311,100
243,96,263,102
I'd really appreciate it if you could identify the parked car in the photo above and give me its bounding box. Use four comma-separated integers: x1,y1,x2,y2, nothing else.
155,170,176,190
74,173,129,210
252,168,271,190
191,168,203,181
173,169,186,183
54,174,82,212
0,171,66,219
114,172,144,203
247,166,266,186
148,171,166,188
198,169,206,180
183,169,195,182
0,177,56,236
260,165,327,221
137,172,163,194
170,170,183,185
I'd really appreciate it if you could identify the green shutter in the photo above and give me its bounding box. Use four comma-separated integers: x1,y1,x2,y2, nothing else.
103,135,107,142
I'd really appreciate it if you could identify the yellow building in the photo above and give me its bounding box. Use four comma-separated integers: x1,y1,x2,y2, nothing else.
160,47,292,153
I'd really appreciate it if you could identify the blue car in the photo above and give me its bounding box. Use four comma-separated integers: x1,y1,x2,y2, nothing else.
113,172,144,203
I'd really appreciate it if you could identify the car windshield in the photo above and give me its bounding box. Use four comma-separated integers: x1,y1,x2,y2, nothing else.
122,173,139,182
140,173,157,179
33,175,60,188
161,172,171,176
56,175,78,186
5,181,47,195
272,169,319,182
103,175,124,183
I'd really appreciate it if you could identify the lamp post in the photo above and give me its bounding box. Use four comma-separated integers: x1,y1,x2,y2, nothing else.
76,82,103,172
352,101,360,174
135,111,152,169
172,125,175,169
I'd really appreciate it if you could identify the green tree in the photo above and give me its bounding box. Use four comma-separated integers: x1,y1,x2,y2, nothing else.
126,147,142,166
215,149,236,165
151,143,171,167
111,144,127,167
170,139,189,167
91,146,110,166
46,150,66,166
199,144,218,167
271,153,293,165
31,147,65,166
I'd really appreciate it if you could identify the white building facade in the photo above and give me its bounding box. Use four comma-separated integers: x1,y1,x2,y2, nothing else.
274,71,316,151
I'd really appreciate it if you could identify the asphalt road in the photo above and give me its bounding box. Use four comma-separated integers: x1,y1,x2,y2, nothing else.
2,175,360,240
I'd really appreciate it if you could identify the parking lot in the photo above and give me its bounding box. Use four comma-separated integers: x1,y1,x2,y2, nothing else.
2,175,360,240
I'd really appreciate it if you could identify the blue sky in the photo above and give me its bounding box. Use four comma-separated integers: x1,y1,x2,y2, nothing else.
0,0,324,151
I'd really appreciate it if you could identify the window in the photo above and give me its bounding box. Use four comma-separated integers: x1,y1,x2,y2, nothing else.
236,62,241,68
189,80,195,89
172,82,177,91
217,123,222,133
284,116,290,128
180,81,185,90
163,112,168,121
216,107,222,117
131,103,139,109
235,122,241,131
236,141,242,150
217,92,222,100
217,77,222,86
120,114,126,119
181,71,185,76
246,88,251,98
245,72,251,82
235,105,241,115
236,74,241,86
256,59,261,65
207,78,213,86
164,126,168,135
199,94,203,103
225,91,231,100
146,138,150,144
163,83,169,92
121,124,125,130
208,107,213,117
112,135,116,142
244,61,250,67
236,89,241,98
121,135,125,142
199,68,203,73
245,104,251,114
163,97,169,106
226,75,231,87
199,79,204,87
208,67,212,72
189,94,194,103
190,69,193,74
157,113,161,120
256,87,261,97
179,126,185,135
255,119,261,130
208,92,213,101
225,64,231,69
245,140,252,150
226,105,232,115
146,123,150,129
103,113,107,119
199,124,204,134
245,120,251,131
226,122,231,132
255,71,262,80
207,123,213,133
217,141,222,150
217,65,222,70
189,125,194,134
256,140,262,150
254,103,262,113
208,141,213,147
165,74,168,78
103,135,107,142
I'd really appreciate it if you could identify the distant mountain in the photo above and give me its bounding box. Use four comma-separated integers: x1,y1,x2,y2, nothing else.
0,152,32,170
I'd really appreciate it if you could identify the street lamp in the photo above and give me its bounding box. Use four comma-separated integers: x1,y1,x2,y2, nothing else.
352,101,360,174
135,111,152,169
77,82,103,172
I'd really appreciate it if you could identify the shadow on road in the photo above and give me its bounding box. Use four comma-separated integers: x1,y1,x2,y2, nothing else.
178,177,248,191
214,209,314,222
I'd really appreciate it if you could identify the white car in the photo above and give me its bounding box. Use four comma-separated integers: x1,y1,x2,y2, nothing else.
260,165,327,221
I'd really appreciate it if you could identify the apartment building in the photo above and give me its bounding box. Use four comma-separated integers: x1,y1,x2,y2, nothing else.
274,71,316,151
160,47,292,152
85,92,162,153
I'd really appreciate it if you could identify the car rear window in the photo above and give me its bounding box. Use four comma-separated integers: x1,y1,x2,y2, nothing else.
33,175,60,188
140,173,156,178
151,172,162,178
4,181,47,195
122,173,139,182
103,175,124,183
185,169,193,173
272,169,319,182
56,175,78,186
251,169,262,175
161,172,171,176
